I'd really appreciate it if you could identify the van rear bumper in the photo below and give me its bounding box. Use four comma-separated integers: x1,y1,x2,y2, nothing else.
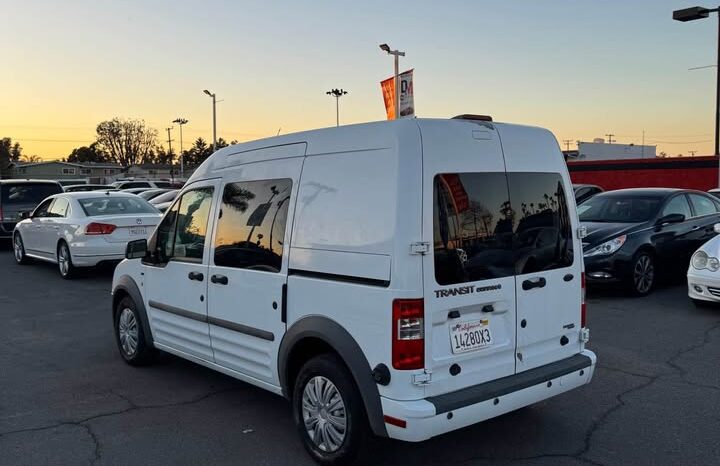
381,350,596,442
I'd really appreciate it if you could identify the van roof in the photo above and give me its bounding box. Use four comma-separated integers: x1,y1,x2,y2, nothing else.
189,118,547,182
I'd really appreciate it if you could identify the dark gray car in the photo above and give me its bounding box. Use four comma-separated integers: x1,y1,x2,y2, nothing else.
0,180,63,239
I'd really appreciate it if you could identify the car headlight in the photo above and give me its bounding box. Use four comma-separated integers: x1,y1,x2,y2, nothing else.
691,250,720,271
583,235,627,257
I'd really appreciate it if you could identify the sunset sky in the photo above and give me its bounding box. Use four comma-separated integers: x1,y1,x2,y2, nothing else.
1,0,718,160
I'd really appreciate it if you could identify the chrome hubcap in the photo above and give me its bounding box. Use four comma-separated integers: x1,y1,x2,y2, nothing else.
302,376,347,452
634,255,654,293
58,245,69,275
118,308,139,356
13,236,23,262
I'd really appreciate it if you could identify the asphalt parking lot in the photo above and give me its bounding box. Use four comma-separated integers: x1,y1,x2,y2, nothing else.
1,249,718,466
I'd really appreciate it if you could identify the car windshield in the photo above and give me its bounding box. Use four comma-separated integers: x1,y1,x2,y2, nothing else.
578,195,662,223
150,190,178,204
78,196,158,216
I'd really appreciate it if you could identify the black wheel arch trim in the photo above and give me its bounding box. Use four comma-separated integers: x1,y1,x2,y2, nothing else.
278,316,388,438
112,275,154,347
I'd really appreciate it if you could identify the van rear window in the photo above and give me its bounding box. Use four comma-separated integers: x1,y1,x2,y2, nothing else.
1,183,62,205
434,172,574,285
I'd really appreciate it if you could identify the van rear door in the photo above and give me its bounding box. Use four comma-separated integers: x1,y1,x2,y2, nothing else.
419,120,517,397
495,124,583,372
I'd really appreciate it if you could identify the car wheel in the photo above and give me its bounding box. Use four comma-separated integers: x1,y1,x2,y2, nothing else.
13,233,30,265
114,296,155,366
292,354,369,465
629,252,655,296
57,241,75,279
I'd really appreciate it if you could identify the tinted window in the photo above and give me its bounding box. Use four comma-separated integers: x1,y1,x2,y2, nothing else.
48,198,69,217
153,182,172,188
152,200,180,262
214,179,292,273
433,173,514,285
1,183,61,206
32,198,54,218
661,195,692,219
578,196,662,223
508,173,574,274
122,182,151,189
173,188,214,262
78,197,158,216
688,194,718,217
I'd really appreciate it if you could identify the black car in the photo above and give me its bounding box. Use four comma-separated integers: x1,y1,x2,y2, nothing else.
580,188,720,295
0,180,63,239
573,184,603,204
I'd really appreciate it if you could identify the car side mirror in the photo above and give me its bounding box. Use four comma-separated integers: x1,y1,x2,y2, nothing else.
19,211,31,220
125,239,148,260
656,213,685,226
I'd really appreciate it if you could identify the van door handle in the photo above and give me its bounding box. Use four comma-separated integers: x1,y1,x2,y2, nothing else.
211,274,228,285
522,277,546,290
188,271,204,281
691,225,700,231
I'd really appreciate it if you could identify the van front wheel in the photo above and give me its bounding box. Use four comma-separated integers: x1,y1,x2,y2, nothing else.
292,354,369,465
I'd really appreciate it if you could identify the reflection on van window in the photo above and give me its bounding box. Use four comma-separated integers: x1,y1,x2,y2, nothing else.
151,187,213,263
214,179,292,273
434,172,574,285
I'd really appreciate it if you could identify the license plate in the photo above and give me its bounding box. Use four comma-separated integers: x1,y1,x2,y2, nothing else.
129,227,147,236
450,319,493,354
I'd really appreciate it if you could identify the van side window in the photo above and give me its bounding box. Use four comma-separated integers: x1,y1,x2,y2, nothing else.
433,172,574,285
507,173,574,274
434,173,514,285
149,187,214,264
214,179,292,273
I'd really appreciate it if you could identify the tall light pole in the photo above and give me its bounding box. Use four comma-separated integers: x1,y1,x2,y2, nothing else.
379,43,405,120
203,89,217,153
325,88,348,126
173,118,188,178
674,6,720,185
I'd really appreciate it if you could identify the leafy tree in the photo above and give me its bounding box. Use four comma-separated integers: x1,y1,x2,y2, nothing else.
153,145,175,165
95,118,158,167
21,154,43,163
0,137,22,178
67,142,108,163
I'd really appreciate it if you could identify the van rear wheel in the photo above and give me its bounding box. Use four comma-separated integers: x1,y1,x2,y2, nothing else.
292,354,369,465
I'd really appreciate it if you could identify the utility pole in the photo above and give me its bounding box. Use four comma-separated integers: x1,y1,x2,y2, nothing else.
326,89,348,126
165,127,174,156
203,90,218,152
173,118,188,178
562,139,573,151
379,44,405,119
605,133,615,144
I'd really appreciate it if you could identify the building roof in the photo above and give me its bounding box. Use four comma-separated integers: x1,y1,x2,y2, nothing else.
13,161,122,169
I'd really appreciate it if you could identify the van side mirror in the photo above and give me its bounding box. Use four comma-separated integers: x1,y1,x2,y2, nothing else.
656,213,685,226
125,239,148,260
714,223,720,234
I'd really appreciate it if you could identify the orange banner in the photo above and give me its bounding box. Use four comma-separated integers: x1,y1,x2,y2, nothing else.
380,69,414,120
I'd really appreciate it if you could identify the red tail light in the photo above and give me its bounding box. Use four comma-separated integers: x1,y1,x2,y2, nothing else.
581,272,587,328
85,222,117,235
392,298,424,370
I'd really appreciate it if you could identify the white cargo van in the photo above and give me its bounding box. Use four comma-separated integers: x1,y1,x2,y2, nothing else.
112,116,596,464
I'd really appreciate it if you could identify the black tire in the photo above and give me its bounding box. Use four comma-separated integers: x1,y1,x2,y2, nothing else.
13,233,31,265
628,251,655,296
292,354,369,465
57,241,76,279
114,296,155,366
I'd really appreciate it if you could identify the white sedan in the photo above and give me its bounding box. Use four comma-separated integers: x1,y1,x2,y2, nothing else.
688,223,720,306
13,191,161,278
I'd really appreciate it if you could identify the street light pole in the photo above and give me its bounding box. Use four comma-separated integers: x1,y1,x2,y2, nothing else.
203,89,217,153
173,118,188,178
379,44,406,120
673,5,720,185
325,88,348,126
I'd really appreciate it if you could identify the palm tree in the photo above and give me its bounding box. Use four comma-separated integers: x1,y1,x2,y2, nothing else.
20,154,42,163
